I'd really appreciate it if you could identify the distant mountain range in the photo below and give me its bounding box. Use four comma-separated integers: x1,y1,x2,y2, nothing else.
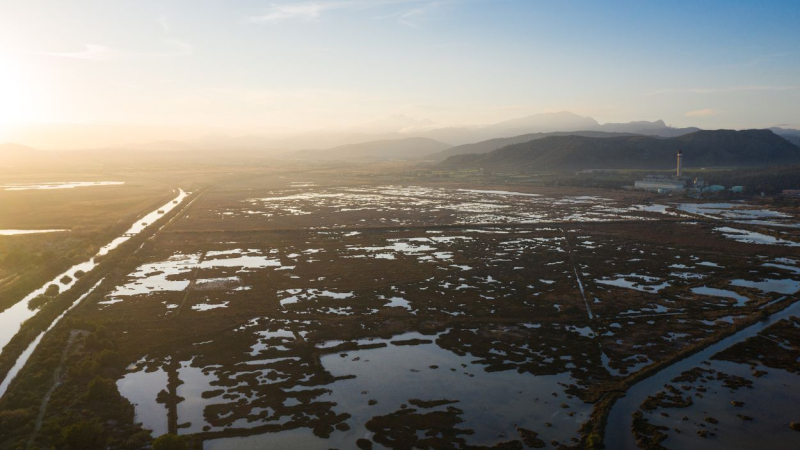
128,113,699,153
438,130,800,172
2,111,707,151
770,127,800,147
287,137,451,160
119,112,700,155
4,112,800,172
408,113,700,147
595,119,700,137
120,120,798,157
429,131,637,160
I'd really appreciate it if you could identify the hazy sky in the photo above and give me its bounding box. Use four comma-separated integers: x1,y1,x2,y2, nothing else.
1,0,799,146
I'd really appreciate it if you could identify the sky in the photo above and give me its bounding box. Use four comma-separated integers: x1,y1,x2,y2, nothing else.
1,0,799,147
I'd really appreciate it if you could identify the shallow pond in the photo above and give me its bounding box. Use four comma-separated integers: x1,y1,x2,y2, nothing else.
0,181,124,191
0,229,68,235
121,331,591,449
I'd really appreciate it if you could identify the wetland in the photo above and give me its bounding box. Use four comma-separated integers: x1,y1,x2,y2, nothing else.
1,168,798,450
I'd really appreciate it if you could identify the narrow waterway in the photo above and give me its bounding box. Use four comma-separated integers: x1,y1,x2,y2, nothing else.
0,280,103,397
604,298,800,449
0,189,188,356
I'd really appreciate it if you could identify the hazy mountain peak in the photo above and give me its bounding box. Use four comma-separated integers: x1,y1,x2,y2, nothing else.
617,119,667,128
488,111,599,132
597,119,698,136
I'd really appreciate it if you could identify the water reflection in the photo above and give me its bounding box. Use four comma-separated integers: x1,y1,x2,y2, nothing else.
119,321,595,449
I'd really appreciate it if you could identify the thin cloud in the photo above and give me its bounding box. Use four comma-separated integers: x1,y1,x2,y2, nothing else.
43,44,113,61
246,0,449,25
731,51,800,68
649,85,798,95
685,108,716,117
40,39,192,62
398,9,425,26
246,2,342,23
378,1,444,27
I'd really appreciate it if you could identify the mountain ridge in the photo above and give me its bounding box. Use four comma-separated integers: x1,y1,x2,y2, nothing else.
429,131,638,160
438,129,800,172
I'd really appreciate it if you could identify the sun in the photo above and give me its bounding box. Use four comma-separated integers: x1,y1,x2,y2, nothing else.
0,55,35,136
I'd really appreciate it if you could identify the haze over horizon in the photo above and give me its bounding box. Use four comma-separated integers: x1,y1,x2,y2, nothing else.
1,0,800,149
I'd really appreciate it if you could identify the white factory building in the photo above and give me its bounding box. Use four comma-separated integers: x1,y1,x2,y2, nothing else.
634,151,687,192
634,177,687,191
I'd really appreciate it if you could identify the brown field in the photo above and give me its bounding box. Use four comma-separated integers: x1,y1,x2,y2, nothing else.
0,175,175,310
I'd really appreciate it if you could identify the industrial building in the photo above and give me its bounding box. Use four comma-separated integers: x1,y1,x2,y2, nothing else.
634,151,687,192
634,177,686,192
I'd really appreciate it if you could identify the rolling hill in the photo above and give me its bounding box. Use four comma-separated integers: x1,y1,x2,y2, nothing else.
429,131,637,160
770,127,800,147
438,130,800,172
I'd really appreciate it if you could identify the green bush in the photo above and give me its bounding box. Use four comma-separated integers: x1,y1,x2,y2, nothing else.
585,431,603,449
69,358,100,379
86,376,118,402
0,408,34,430
153,433,189,450
124,430,152,450
96,349,122,368
61,420,105,450
44,284,60,296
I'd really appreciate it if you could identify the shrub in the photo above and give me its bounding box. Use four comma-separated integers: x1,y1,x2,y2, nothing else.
0,408,34,430
44,284,60,296
86,376,118,402
585,432,603,449
96,349,122,368
153,433,189,450
69,358,100,379
124,430,152,450
61,420,105,450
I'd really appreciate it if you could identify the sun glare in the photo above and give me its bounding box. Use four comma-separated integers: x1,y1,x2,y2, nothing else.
0,56,34,135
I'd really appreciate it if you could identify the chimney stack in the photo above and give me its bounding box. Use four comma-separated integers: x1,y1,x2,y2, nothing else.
677,150,683,178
